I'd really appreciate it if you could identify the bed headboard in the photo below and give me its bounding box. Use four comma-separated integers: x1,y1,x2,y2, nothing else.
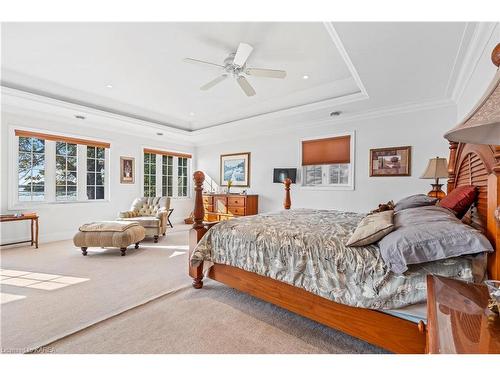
447,141,500,279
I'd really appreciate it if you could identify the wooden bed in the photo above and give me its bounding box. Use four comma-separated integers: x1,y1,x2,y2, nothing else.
188,51,500,354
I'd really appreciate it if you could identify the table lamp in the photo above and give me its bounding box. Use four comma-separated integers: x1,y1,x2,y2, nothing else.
421,157,448,199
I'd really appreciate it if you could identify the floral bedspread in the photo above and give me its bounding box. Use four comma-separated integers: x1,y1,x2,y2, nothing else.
191,209,483,309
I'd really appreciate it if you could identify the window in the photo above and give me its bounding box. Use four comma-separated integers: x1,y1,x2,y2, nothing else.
143,152,156,197
143,149,191,198
13,130,109,206
55,141,78,201
86,146,105,200
162,155,173,197
177,157,188,197
301,134,354,189
18,136,45,201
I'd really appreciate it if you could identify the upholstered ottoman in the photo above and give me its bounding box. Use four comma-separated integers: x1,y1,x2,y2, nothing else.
73,221,145,256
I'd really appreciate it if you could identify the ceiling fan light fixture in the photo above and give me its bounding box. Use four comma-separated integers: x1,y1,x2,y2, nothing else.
184,41,286,97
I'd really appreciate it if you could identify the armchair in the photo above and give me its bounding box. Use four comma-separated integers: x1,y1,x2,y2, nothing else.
118,197,171,243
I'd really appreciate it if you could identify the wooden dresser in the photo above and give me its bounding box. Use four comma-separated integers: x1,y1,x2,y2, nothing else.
202,194,258,222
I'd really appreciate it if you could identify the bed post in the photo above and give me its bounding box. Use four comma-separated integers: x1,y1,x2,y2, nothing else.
487,147,500,279
447,141,458,193
189,171,206,289
283,178,292,209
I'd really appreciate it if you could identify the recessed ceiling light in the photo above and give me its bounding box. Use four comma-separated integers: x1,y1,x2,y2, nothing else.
75,115,86,120
302,75,309,80
106,84,113,88
189,112,195,116
330,111,342,117
156,132,164,136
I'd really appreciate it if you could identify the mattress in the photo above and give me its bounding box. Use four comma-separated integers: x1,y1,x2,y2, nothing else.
191,209,485,310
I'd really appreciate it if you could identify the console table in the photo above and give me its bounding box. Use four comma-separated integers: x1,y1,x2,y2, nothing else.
0,213,39,248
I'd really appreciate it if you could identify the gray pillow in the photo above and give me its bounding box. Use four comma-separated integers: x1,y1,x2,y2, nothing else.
378,205,493,274
394,194,438,212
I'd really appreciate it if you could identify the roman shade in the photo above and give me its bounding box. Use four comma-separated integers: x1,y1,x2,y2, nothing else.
143,148,192,159
15,130,110,148
302,135,350,166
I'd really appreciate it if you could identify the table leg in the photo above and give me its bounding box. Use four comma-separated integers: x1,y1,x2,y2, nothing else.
31,219,34,246
35,217,39,249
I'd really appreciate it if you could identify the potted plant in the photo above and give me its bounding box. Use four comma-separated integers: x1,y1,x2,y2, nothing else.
227,179,233,194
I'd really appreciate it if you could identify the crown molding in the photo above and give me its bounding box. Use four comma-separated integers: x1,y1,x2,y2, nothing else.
1,86,195,145
194,98,455,146
449,22,499,104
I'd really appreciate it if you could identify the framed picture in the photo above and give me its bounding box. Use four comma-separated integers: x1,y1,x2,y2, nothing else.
120,156,135,184
370,146,411,177
220,152,251,187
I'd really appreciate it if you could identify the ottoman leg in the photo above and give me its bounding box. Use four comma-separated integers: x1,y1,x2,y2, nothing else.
154,235,159,243
81,247,88,256
120,247,127,256
135,242,140,249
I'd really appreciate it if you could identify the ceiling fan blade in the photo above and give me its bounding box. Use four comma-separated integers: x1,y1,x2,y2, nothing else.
200,74,228,91
183,58,224,68
236,76,256,97
233,42,254,67
245,68,287,79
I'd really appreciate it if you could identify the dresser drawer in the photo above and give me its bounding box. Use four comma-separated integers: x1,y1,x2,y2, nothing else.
204,204,214,212
214,197,227,213
228,196,245,207
203,196,213,205
228,206,246,216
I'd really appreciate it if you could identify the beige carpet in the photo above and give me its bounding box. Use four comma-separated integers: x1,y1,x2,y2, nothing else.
2,225,385,354
1,226,192,352
46,281,385,354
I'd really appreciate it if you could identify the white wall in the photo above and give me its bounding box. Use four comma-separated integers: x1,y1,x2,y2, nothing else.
456,25,500,120
196,104,457,214
0,111,195,244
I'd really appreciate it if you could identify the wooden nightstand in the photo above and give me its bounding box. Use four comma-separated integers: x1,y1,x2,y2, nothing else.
426,275,500,354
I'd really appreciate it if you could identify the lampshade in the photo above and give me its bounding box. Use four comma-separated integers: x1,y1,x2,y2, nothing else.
420,157,448,179
444,43,500,145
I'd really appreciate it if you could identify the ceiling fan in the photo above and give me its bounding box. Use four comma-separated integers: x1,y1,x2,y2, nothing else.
183,42,287,97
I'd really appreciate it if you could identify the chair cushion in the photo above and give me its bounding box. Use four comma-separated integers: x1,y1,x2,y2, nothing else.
438,185,477,218
120,216,160,228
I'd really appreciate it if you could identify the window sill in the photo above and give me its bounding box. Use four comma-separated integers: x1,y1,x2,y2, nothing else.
300,185,355,191
8,199,111,210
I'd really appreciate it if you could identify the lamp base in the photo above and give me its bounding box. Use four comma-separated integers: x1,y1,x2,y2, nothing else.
427,184,446,200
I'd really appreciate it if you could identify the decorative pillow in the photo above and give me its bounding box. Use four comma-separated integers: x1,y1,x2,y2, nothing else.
438,185,477,218
370,200,395,214
346,210,395,247
394,194,438,212
378,205,493,274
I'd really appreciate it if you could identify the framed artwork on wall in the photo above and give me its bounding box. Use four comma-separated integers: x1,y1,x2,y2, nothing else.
369,146,411,177
220,152,251,187
120,156,135,184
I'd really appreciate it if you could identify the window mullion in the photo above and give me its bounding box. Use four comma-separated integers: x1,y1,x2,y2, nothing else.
77,144,87,201
45,141,56,202
156,154,162,197
173,156,179,198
